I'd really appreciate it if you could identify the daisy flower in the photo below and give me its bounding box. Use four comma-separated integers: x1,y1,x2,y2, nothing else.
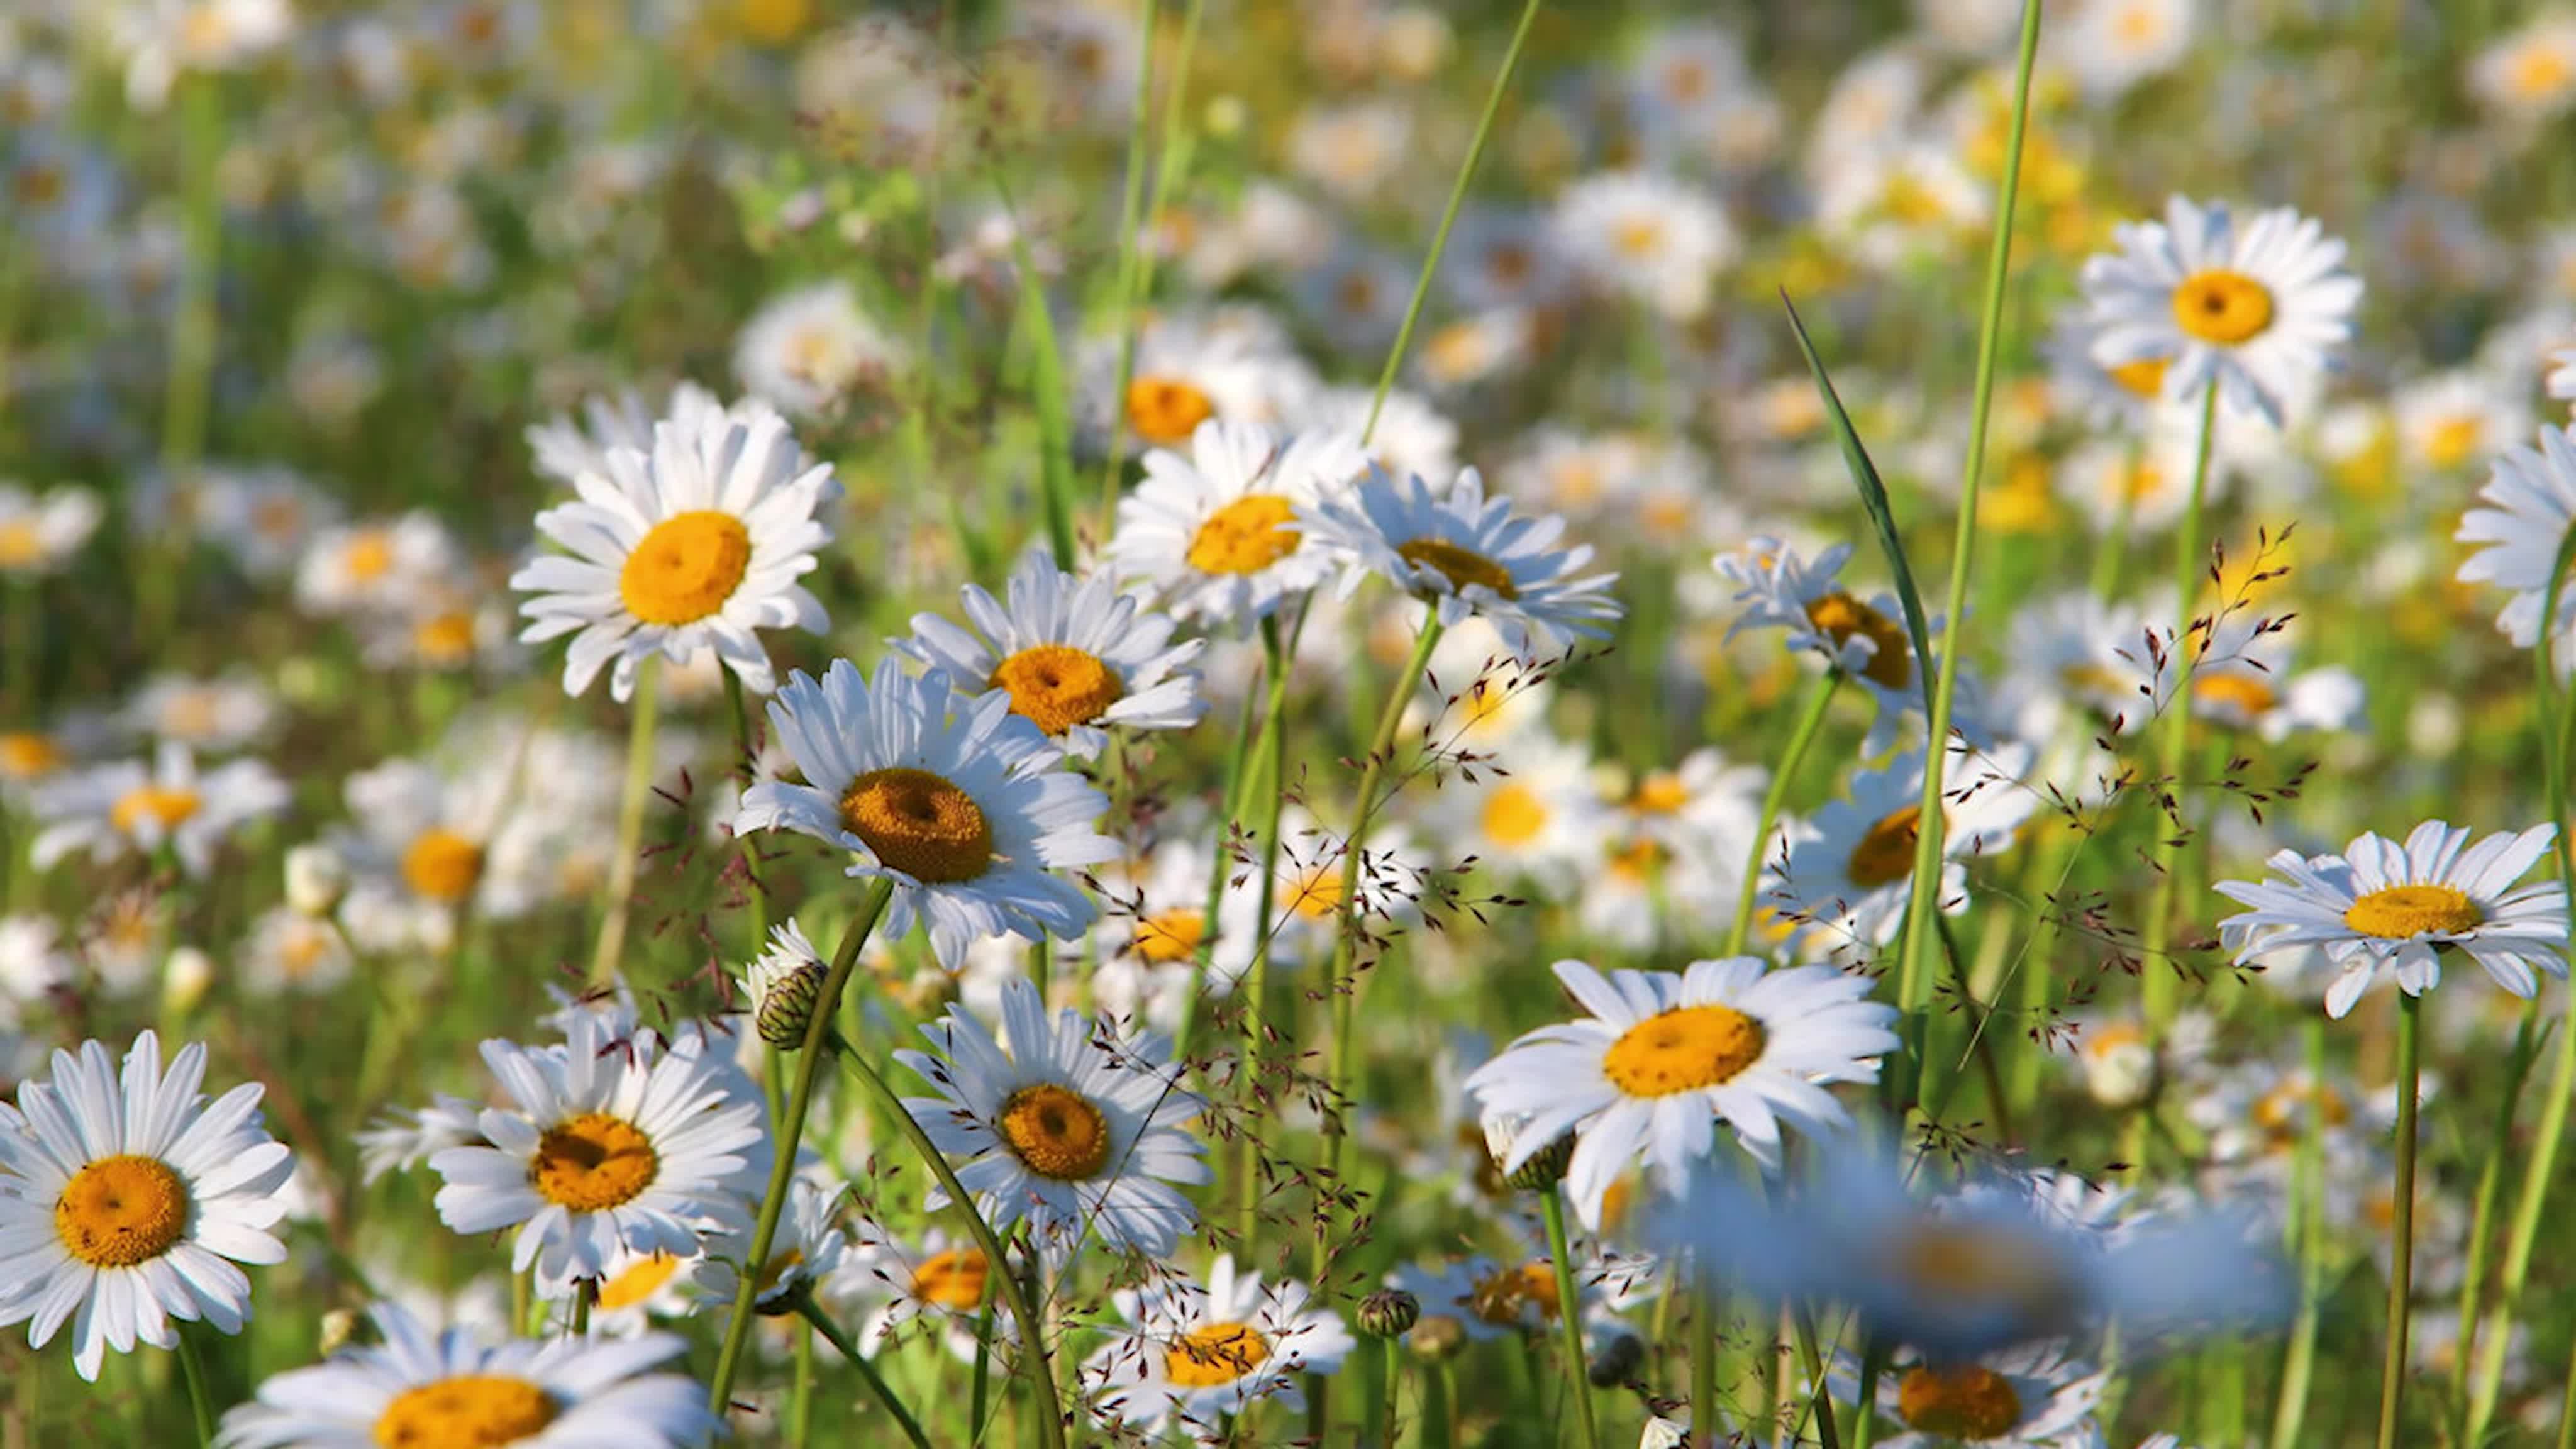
2055,0,2196,101
428,1014,770,1287
1082,309,1313,456
840,1224,1002,1362
0,1032,294,1381
2394,368,2529,475
735,658,1115,967
732,279,903,419
1465,957,1899,1228
2470,13,2576,125
897,975,1208,1259
584,1245,701,1340
2214,821,2568,1018
0,482,102,577
120,673,279,755
235,908,353,997
2080,195,2362,426
1415,730,1611,897
193,465,338,581
1304,463,1622,663
1769,740,2036,965
213,1301,715,1448
1081,1253,1353,1444
1716,536,1933,735
2457,421,2576,670
1288,383,1460,487
1386,1254,1584,1344
29,741,288,879
1552,171,1736,322
511,403,835,701
1106,419,1362,628
526,380,743,490
898,549,1206,759
295,513,460,620
696,1171,851,1316
1855,1342,2109,1448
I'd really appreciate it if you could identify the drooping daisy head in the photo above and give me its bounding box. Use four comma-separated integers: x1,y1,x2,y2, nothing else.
1716,535,1933,716
213,1301,716,1449
1106,418,1363,628
511,402,835,701
694,1170,852,1316
1770,739,2036,964
732,279,903,419
2215,820,2568,1019
0,1031,294,1380
733,657,1118,968
1081,1253,1354,1443
2080,195,2362,426
2457,421,2576,673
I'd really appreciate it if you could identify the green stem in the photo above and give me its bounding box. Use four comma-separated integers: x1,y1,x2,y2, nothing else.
174,1326,216,1448
706,879,894,1414
1539,1192,1602,1449
1848,1340,1886,1449
571,1279,594,1336
1238,615,1294,1248
2267,1017,2327,1449
1893,0,2043,1079
2450,1011,2538,1443
1361,0,1545,443
1689,1287,1718,1449
588,655,661,988
1377,1337,1404,1448
2375,991,2422,1449
796,1292,935,1449
2141,383,2221,1026
1790,1306,1842,1449
969,1299,996,1443
1728,672,1840,957
1175,679,1262,1065
1091,0,1160,526
149,74,223,648
1426,1360,1455,1449
789,1314,813,1448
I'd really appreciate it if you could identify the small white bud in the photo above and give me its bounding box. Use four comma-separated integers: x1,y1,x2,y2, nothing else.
284,843,348,916
162,945,216,1016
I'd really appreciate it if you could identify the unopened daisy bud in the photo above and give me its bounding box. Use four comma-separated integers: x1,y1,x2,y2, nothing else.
162,945,214,1016
746,920,826,1048
284,842,348,916
316,1307,360,1357
1408,1313,1467,1362
1484,1112,1575,1191
2080,1023,2158,1109
1358,1288,1420,1339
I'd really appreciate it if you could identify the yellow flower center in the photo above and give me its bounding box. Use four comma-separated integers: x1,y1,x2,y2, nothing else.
1880,175,1949,226
618,511,753,626
990,645,1124,736
416,611,478,664
1897,1363,2023,1441
1396,538,1519,599
2109,355,2170,399
401,828,484,904
2251,1080,2351,1143
2513,47,2573,99
1601,1004,1767,1097
2113,3,2161,46
371,1374,559,1449
111,786,202,837
529,1112,658,1213
1479,782,1550,848
2170,269,2275,345
2191,673,2278,720
1470,1260,1562,1325
735,0,809,44
2343,884,2482,939
1185,494,1302,575
1846,806,1923,891
1606,837,1665,883
343,530,396,582
1126,375,1216,446
597,1252,683,1311
913,1248,990,1310
54,1155,189,1268
0,731,63,779
1134,908,1206,964
996,1082,1113,1180
1633,772,1690,816
279,921,336,980
838,767,994,884
1803,591,1912,691
0,519,43,567
1614,219,1665,259
2424,415,2484,471
1163,1321,1272,1389
1289,867,1345,921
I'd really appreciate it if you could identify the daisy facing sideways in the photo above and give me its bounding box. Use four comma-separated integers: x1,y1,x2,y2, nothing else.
1847,1341,2109,1449
2214,820,2567,1018
1081,1253,1353,1444
0,1032,295,1381
2457,421,2576,672
29,740,289,879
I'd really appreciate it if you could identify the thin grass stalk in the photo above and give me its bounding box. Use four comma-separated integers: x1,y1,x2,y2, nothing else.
1728,672,1840,957
1789,1306,1841,1449
1238,614,1294,1246
2449,1010,2539,1442
1092,0,1160,526
706,878,894,1413
588,655,661,987
1893,0,2045,1075
1174,679,1261,1065
2140,384,2221,1026
794,1291,935,1449
1379,1336,1404,1448
174,1326,216,1448
2267,1016,2327,1449
1540,1191,1603,1449
2375,991,2423,1449
148,75,224,648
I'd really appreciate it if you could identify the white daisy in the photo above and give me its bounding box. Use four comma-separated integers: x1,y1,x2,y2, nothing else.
193,465,339,581
1106,418,1363,628
1304,463,1623,663
2214,821,2568,1019
2394,368,2529,475
2080,195,2362,426
1858,1342,2109,1448
525,380,768,490
2457,421,2576,671
0,914,72,1026
897,975,1207,1259
1551,171,1736,322
695,1170,851,1316
582,1244,701,1339
898,548,1206,758
0,482,102,577
838,1224,1002,1362
2055,0,2196,101
0,1031,294,1381
29,741,289,879
1465,957,1899,1228
511,404,835,701
1287,383,1460,488
732,279,903,418
1415,729,1611,896
213,1301,716,1449
2470,14,2576,125
1716,535,1936,733
1385,1253,1587,1344
1081,1253,1353,1444
119,672,279,755
235,908,353,998
294,513,459,619
428,1014,770,1288
1080,309,1314,457
1769,740,2036,965
734,657,1116,968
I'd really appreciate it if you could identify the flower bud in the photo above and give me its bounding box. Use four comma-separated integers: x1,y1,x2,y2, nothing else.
1357,1289,1419,1339
162,945,214,1016
284,843,348,917
317,1307,361,1357
1485,1111,1575,1191
1407,1313,1467,1362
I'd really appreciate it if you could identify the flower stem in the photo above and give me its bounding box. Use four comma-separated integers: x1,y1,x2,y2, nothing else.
1091,0,1160,527
2267,1016,2327,1449
1238,614,1295,1248
2140,382,2221,1030
2375,989,2423,1449
789,1315,814,1448
796,1290,934,1449
2448,1009,2538,1444
1689,1287,1718,1449
1727,671,1839,957
174,1325,216,1448
148,74,224,650
1175,678,1262,1065
588,655,661,988
1539,1192,1602,1449
706,877,893,1415
1376,1336,1404,1448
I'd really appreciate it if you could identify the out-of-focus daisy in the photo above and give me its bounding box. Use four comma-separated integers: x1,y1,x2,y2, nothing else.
2457,421,2576,670
512,404,833,701
1385,1254,1581,1343
1305,463,1621,663
1105,419,1360,628
2081,196,2360,425
2215,821,2568,1018
0,1032,294,1380
119,672,278,755
1285,99,1411,204
2470,14,2576,125
1818,142,1985,270
106,0,294,111
192,465,338,582
1082,310,1313,455
841,1224,998,1361
696,1172,851,1316
1416,730,1609,896
30,741,288,879
0,915,72,1026
235,908,352,997
735,658,1116,968
1852,1342,2109,1448
2055,0,2196,101
1289,384,1460,487
1552,172,1736,322
1466,957,1899,1226
0,483,100,577
2394,369,2529,475
213,1301,715,1448
2172,617,2363,743
732,280,902,418
1769,740,2036,963
897,975,1206,1258
1081,1253,1353,1444
899,550,1205,759
295,513,458,619
428,1015,770,1287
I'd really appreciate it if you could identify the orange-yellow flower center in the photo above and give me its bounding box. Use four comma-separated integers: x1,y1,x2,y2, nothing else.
913,1248,991,1311
1133,908,1207,964
990,645,1124,736
530,1112,658,1213
415,611,479,664
2424,415,2485,471
1885,1221,2076,1328
0,731,63,779
0,520,45,568
54,1155,189,1268
838,767,994,884
1479,782,1550,848
1186,494,1302,575
1632,771,1691,816
1803,591,1912,691
2109,355,2170,399
1126,375,1215,446
371,1373,560,1449
997,1082,1112,1180
1896,1363,2023,1440
111,786,201,838
1163,1321,1272,1388
401,828,484,903
1601,1004,1767,1097
1614,218,1665,259
1397,538,1519,599
2512,46,2573,99
2191,672,2279,721
2170,268,2275,345
1846,805,1923,891
619,511,753,626
597,1252,684,1311
736,0,811,44
343,530,396,582
1470,1260,1563,1325
2343,884,2482,939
